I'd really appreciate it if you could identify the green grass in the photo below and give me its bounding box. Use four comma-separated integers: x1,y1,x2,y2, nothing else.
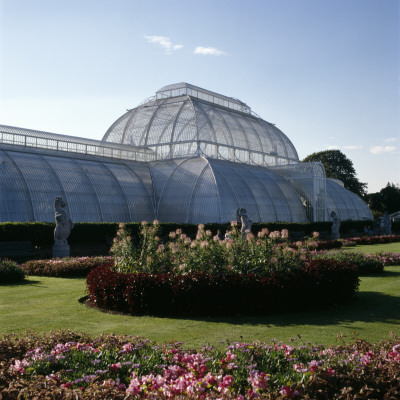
1,243,399,348
343,241,400,254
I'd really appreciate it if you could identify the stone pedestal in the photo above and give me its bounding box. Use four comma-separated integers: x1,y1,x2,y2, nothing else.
52,243,70,258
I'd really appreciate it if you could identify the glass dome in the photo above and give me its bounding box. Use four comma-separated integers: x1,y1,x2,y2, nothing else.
102,83,299,166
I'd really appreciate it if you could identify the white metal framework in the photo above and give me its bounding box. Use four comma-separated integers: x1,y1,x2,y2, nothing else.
102,83,299,167
0,83,373,223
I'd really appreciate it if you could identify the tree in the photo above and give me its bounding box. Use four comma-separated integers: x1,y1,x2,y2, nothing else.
365,182,400,214
302,150,367,198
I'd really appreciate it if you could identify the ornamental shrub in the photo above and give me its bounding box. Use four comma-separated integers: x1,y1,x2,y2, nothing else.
343,234,400,246
22,256,113,278
110,222,308,276
86,262,359,317
0,258,25,283
313,251,385,275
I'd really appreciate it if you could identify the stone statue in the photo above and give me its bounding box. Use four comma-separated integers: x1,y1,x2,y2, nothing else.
330,210,340,240
383,211,392,235
236,207,252,235
54,196,74,245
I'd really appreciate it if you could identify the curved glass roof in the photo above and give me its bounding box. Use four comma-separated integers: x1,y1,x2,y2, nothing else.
102,83,299,166
0,148,155,223
325,179,373,221
151,156,307,224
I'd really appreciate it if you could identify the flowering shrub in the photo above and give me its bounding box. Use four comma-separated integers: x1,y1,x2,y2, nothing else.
374,252,400,266
2,331,399,399
109,222,397,279
313,251,400,275
288,232,343,252
86,261,359,317
343,234,400,246
0,258,25,283
22,256,113,277
110,222,311,276
313,251,384,275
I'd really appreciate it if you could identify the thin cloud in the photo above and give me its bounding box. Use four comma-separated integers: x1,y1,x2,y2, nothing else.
144,35,183,54
385,137,397,143
369,145,396,154
194,46,227,56
343,145,363,150
327,145,340,150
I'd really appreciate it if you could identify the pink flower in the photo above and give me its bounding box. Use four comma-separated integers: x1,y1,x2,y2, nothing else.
221,374,234,388
325,367,335,376
279,385,299,398
204,373,217,386
308,360,321,373
11,359,28,374
122,343,132,352
156,244,165,253
110,362,121,371
126,373,141,395
293,363,308,373
248,370,269,392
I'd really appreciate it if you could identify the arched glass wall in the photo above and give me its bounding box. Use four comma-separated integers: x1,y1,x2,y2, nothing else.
0,148,155,223
0,83,373,224
325,179,372,221
151,157,307,224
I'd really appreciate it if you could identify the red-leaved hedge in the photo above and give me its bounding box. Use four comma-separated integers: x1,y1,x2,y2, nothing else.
343,234,400,246
86,261,359,317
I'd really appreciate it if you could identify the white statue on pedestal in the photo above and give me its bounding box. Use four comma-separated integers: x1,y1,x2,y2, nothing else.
383,211,392,235
54,197,74,245
330,210,340,240
236,208,252,235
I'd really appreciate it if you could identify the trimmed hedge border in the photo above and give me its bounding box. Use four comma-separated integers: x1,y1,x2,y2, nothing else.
343,234,400,246
22,256,113,278
86,261,359,317
2,220,397,247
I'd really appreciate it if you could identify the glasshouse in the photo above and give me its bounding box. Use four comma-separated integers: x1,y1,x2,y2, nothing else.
0,83,372,224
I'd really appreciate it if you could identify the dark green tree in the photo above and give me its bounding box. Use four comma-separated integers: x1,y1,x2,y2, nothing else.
303,150,367,198
365,182,400,214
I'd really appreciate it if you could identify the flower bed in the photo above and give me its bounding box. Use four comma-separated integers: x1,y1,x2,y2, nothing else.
1,331,399,399
312,251,385,275
343,234,400,246
22,256,113,277
86,260,359,317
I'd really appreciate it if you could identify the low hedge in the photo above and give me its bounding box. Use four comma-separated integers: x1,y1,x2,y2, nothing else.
2,220,385,247
343,234,400,246
86,261,359,317
22,256,113,278
0,258,25,284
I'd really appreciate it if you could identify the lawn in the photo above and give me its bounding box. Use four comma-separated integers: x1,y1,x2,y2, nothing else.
1,243,399,348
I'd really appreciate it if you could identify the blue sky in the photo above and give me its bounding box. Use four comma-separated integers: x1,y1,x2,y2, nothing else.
1,0,399,193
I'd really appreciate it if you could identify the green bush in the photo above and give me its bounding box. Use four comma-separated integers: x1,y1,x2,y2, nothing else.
0,258,25,283
1,220,377,248
22,256,113,278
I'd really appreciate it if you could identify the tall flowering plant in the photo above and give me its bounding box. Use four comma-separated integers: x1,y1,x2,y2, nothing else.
111,221,169,274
